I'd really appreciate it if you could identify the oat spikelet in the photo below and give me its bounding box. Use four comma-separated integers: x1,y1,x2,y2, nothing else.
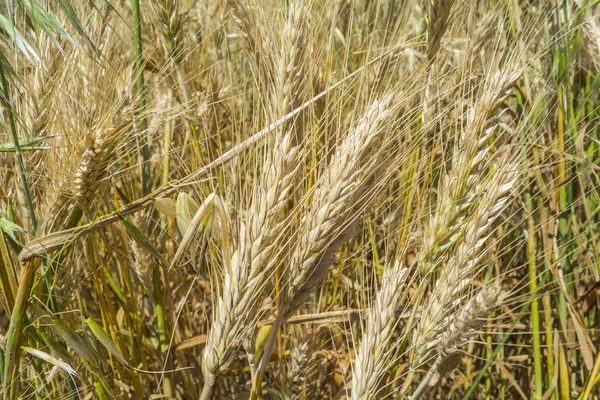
155,0,184,63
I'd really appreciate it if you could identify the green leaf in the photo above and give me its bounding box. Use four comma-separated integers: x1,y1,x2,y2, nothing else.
39,331,72,364
95,381,115,400
120,217,169,268
0,14,40,64
0,218,25,242
51,317,105,370
85,318,127,365
18,0,81,54
55,0,96,53
0,136,55,153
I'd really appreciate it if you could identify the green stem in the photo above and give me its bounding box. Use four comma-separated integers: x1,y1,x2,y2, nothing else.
526,188,543,399
3,261,36,400
131,0,151,196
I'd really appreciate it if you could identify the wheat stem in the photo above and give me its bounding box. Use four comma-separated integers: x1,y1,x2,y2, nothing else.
132,0,151,196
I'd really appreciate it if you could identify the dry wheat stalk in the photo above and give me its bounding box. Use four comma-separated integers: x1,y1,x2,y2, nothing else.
350,61,519,400
201,134,300,392
225,0,271,70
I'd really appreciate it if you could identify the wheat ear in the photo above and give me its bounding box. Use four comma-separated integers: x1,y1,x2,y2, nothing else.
412,158,518,367
410,284,504,399
427,0,456,61
284,333,311,400
200,2,308,396
154,0,183,63
420,69,520,276
250,94,398,399
351,261,410,399
73,121,127,217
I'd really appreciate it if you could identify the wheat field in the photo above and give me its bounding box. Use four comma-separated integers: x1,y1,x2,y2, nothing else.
0,0,599,399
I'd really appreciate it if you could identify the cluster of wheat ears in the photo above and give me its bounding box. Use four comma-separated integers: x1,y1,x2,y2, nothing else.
0,0,599,399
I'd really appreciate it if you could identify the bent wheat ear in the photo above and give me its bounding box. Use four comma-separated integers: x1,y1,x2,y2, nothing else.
351,261,410,399
410,284,504,400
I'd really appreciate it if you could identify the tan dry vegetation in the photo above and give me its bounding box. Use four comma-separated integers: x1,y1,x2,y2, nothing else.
0,0,599,399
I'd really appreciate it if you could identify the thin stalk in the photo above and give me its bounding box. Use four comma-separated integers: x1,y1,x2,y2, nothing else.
526,187,543,399
131,0,151,196
153,267,173,397
558,339,570,399
2,261,36,400
544,293,556,400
